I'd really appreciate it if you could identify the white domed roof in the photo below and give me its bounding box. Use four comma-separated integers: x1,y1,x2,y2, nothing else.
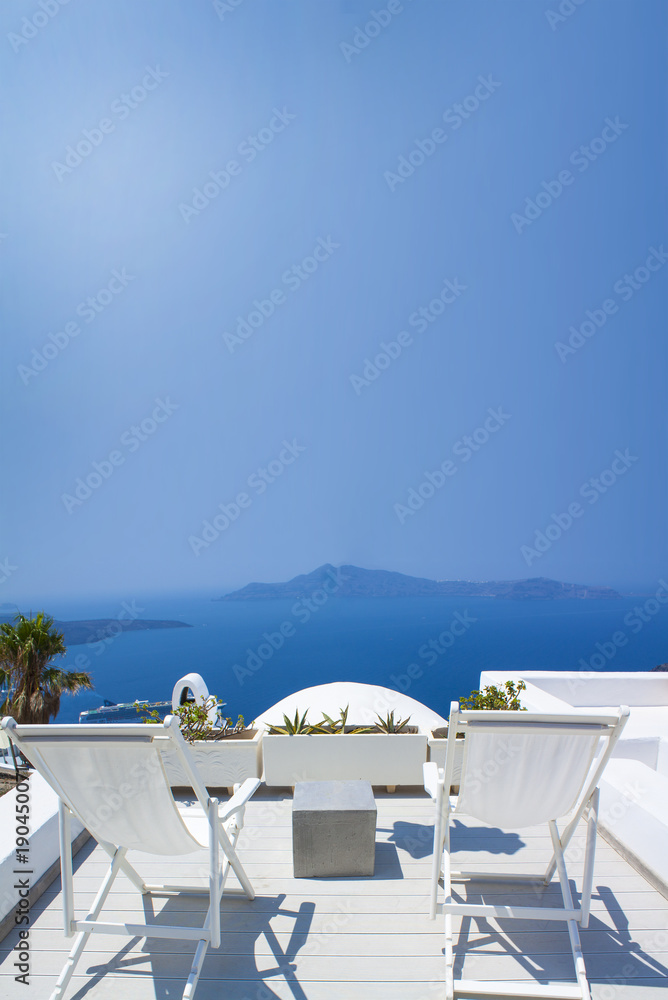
255,681,447,732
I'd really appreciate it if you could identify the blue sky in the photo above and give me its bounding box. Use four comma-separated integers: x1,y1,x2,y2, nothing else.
1,0,666,601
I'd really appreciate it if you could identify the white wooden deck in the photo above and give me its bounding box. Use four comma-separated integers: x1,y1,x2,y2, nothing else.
1,788,667,999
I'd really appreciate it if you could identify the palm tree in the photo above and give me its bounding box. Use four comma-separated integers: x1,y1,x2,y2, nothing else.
0,612,93,724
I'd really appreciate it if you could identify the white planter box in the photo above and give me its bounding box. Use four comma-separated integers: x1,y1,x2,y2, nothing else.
427,733,465,784
262,732,428,787
160,730,263,788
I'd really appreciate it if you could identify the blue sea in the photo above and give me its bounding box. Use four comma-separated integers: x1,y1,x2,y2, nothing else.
42,592,668,724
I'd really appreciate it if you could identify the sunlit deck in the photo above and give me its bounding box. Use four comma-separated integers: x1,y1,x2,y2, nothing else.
1,788,667,999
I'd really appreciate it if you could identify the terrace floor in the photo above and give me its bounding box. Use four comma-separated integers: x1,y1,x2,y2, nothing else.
1,788,667,999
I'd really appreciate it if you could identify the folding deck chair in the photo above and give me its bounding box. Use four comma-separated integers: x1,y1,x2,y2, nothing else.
423,701,629,1000
1,715,261,1000
0,724,22,778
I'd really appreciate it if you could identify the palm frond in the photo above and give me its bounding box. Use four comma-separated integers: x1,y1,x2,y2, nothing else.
0,612,91,723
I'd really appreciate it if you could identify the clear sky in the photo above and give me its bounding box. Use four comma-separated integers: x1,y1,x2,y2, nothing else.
1,0,666,602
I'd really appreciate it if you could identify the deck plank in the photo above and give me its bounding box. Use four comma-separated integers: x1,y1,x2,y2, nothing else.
1,789,667,999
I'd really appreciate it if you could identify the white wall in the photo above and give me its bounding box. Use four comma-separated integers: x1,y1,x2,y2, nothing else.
0,772,84,929
510,671,668,707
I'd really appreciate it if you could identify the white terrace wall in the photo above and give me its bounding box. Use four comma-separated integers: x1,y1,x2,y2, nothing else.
0,772,87,941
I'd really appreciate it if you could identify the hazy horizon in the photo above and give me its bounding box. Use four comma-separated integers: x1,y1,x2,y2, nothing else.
1,562,663,610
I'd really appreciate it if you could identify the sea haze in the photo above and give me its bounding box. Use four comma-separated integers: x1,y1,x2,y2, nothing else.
42,592,668,724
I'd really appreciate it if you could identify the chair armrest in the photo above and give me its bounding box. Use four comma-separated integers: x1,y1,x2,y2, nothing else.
218,778,261,822
423,762,440,800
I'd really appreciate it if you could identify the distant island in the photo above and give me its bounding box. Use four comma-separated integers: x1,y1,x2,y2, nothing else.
0,615,192,647
217,565,621,601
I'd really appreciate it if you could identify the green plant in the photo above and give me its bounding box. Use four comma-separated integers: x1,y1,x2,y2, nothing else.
459,680,527,711
267,705,419,735
374,710,411,733
0,612,93,724
267,708,314,735
318,705,372,734
136,697,254,743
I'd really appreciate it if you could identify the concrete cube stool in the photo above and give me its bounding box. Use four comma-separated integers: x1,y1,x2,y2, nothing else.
292,780,376,877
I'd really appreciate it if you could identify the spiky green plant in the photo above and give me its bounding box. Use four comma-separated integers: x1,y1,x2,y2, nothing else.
319,706,372,734
267,708,314,735
319,705,348,734
0,612,93,724
374,710,411,733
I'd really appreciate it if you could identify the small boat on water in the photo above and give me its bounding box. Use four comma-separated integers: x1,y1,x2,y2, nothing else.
78,699,171,723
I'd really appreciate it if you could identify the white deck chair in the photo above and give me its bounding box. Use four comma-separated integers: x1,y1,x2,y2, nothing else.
1,715,261,1000
423,701,629,1000
0,724,21,777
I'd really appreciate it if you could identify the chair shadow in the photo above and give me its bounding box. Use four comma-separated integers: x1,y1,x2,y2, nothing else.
450,881,668,987
37,796,310,999
381,818,525,859
590,884,668,982
74,893,315,1000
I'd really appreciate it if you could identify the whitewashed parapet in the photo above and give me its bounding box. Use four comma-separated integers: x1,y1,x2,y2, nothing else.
0,772,87,941
599,758,668,899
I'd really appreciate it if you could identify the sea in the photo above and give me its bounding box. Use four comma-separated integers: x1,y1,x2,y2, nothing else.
38,591,668,725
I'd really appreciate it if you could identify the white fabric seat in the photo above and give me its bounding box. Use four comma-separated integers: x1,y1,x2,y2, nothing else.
423,702,629,1000
1,715,261,1000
